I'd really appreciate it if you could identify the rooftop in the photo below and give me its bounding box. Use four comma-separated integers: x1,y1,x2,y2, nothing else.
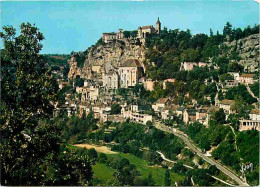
157,98,168,104
250,108,259,114
141,25,154,29
120,59,142,67
220,99,235,105
240,74,254,78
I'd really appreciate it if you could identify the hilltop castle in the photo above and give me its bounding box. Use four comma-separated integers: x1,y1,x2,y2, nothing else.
102,17,161,43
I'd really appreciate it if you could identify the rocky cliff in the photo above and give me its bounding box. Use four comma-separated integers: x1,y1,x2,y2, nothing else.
225,34,259,72
68,33,259,79
68,38,147,79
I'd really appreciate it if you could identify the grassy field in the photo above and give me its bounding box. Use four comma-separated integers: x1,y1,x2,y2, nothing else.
92,162,115,185
108,153,185,186
69,144,185,185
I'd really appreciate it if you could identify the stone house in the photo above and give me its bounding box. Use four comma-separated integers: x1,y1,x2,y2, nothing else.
92,64,102,73
238,74,255,84
163,79,176,89
183,108,197,124
80,86,99,102
131,112,153,125
180,62,208,71
152,98,169,114
196,107,208,125
102,29,124,43
121,104,153,124
224,80,238,88
249,108,260,121
161,105,179,120
228,72,240,81
239,119,260,131
176,106,185,117
219,99,235,115
144,79,155,91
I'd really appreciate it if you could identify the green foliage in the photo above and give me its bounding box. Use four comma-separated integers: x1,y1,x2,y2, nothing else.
236,130,260,186
220,73,234,82
108,156,138,186
48,147,93,185
75,77,84,87
237,130,259,166
228,62,243,72
181,48,200,62
123,30,138,38
88,122,184,161
225,84,257,104
186,122,231,151
223,22,259,41
147,172,155,186
164,169,171,186
110,103,122,115
0,23,93,185
62,112,98,143
212,108,226,124
172,161,187,174
212,140,239,168
190,169,215,186
250,82,259,98
71,50,88,68
145,22,258,83
98,153,108,164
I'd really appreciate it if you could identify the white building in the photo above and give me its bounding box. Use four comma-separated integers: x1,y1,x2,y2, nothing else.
119,59,144,88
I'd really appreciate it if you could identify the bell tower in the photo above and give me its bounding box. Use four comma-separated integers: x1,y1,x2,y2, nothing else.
156,17,161,34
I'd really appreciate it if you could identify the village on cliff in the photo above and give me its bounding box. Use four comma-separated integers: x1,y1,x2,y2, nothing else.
54,18,260,132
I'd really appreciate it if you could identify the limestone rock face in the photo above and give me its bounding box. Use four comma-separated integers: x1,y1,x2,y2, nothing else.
67,56,79,79
68,56,93,80
68,38,147,80
86,39,146,68
225,34,259,72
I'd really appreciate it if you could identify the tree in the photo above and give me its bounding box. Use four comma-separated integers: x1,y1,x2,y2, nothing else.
172,161,187,174
0,23,93,185
110,103,122,115
223,22,233,38
147,172,155,186
213,108,226,124
181,48,200,62
98,153,108,164
164,169,171,186
88,148,98,164
75,77,84,87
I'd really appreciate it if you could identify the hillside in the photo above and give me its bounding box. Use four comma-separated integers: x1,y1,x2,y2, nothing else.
67,23,259,82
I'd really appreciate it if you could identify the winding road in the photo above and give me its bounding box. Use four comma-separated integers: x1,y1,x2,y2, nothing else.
154,122,249,186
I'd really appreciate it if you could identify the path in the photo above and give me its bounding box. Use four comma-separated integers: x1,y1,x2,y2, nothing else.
154,122,249,186
157,150,236,186
73,144,118,154
224,124,238,151
246,84,259,101
156,151,194,169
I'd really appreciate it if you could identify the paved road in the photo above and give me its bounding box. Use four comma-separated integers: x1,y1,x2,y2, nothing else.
154,122,249,186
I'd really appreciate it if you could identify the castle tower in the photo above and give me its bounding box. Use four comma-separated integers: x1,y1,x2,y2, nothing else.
156,17,161,34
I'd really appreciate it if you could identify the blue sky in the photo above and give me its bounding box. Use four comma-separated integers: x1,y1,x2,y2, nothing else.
1,1,259,54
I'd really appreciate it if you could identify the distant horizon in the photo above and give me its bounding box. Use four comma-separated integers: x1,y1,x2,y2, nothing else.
2,1,259,54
